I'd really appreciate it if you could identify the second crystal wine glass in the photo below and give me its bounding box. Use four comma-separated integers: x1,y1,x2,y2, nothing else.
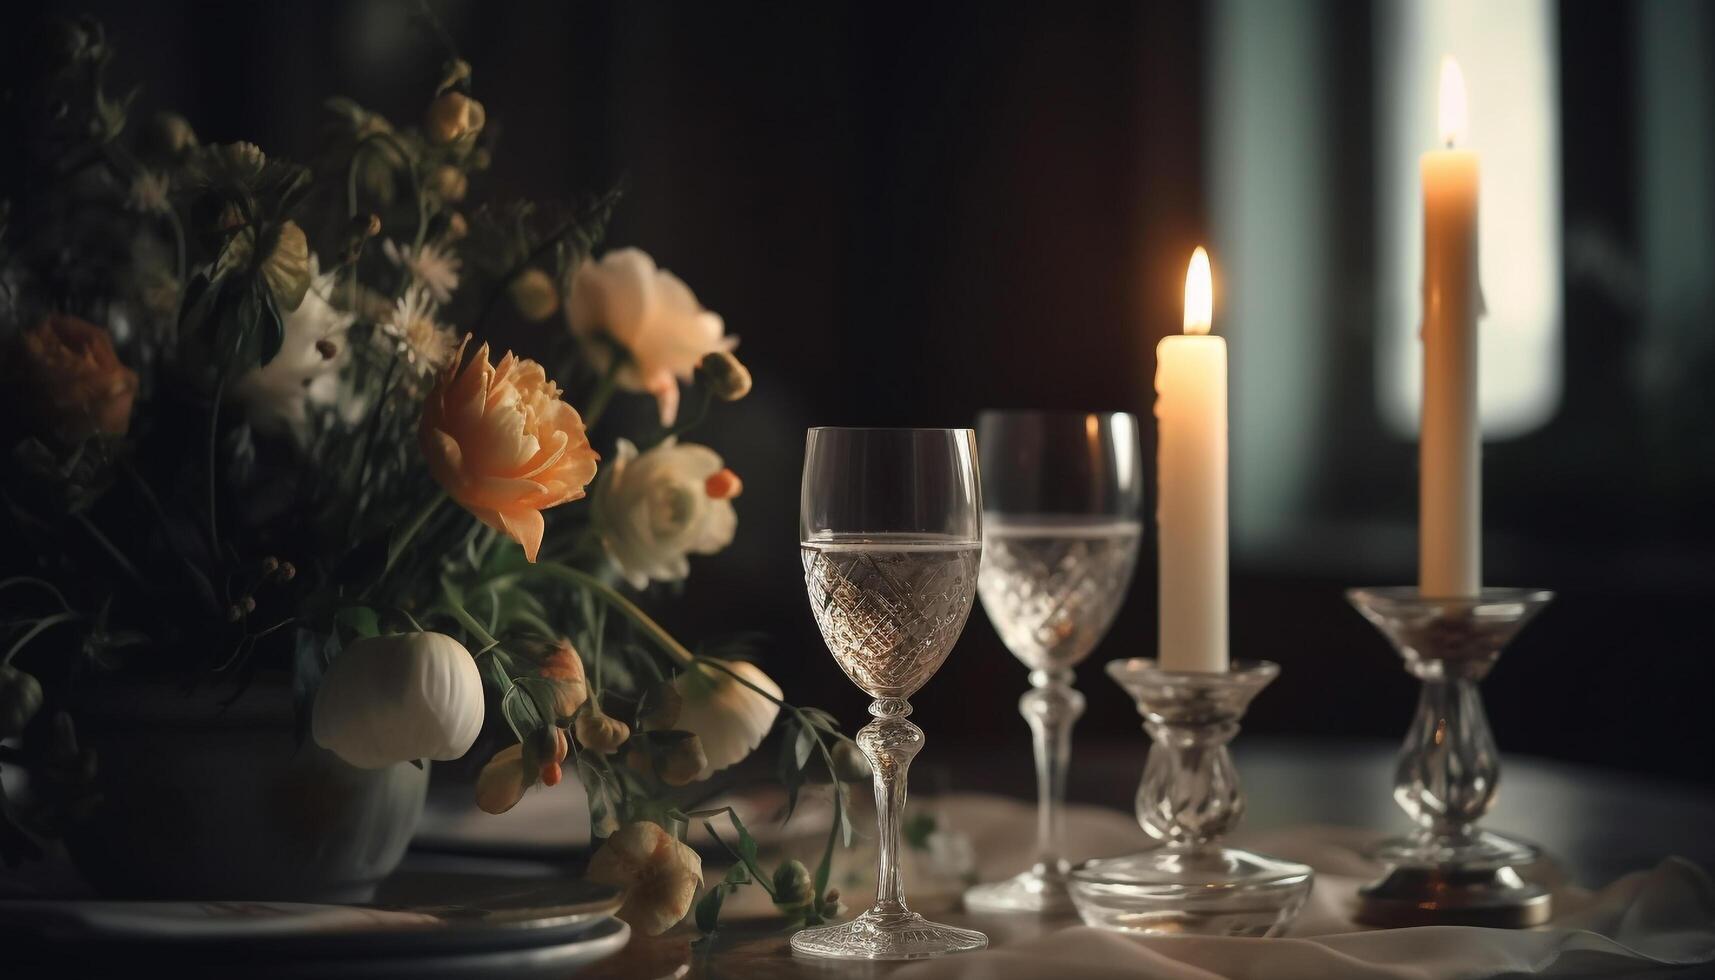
794,427,988,960
964,411,1144,914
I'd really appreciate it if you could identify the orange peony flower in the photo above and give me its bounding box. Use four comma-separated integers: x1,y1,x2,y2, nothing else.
18,314,139,443
419,337,599,562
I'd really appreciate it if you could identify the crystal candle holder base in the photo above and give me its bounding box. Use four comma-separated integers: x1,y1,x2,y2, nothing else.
1067,660,1312,938
1347,587,1556,929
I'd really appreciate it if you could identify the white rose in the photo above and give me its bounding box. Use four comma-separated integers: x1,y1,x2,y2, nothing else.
230,257,358,441
672,658,781,779
591,438,739,590
311,632,484,769
565,248,736,425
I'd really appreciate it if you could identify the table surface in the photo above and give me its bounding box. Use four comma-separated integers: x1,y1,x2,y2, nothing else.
570,736,1715,980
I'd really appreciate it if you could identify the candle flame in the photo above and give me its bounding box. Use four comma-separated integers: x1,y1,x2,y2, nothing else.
1183,246,1212,336
1438,56,1468,148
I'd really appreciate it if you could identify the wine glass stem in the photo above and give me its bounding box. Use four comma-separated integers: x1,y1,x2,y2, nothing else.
859,697,923,916
1022,668,1083,877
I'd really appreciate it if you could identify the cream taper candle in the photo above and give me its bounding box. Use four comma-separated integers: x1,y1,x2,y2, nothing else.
1420,57,1481,598
1155,247,1228,672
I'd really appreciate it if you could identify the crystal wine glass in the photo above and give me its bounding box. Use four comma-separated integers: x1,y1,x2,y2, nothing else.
794,427,988,960
963,411,1144,914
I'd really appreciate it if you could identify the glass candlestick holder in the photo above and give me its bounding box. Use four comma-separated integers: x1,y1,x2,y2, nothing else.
1346,587,1555,928
1067,659,1312,937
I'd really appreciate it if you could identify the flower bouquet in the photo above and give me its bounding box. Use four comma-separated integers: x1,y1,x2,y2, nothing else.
0,15,856,935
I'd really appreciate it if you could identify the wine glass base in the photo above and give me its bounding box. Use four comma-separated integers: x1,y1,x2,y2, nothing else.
1068,847,1312,938
790,910,989,960
963,869,1074,914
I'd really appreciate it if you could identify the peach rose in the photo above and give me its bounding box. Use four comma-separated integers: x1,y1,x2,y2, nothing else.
565,248,736,425
18,315,139,443
419,337,599,562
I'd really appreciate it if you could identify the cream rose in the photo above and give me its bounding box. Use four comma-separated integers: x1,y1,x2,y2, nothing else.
419,337,600,562
565,248,735,425
590,438,738,590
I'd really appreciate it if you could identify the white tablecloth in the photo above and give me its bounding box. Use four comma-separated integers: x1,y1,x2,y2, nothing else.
893,796,1715,979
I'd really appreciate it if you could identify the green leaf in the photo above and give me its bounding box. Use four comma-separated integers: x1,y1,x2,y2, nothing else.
793,723,817,771
501,684,546,742
257,288,285,367
512,675,561,724
692,883,725,934
799,707,843,733
701,815,771,897
334,605,380,639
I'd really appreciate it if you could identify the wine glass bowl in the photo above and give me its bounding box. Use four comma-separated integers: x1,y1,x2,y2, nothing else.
792,428,988,960
963,411,1144,915
802,535,982,700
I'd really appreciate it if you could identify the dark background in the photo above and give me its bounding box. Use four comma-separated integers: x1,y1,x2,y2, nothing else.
10,1,1712,788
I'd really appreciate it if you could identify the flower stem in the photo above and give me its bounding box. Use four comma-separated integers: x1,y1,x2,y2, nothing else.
518,564,694,666
384,493,446,580
206,377,224,556
439,576,500,652
581,357,622,430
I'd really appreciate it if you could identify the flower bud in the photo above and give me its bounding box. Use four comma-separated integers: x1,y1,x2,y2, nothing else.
508,268,559,322
539,726,569,786
575,704,630,754
535,637,588,719
260,556,279,576
446,212,469,241
476,743,528,814
703,468,742,501
277,561,296,582
640,680,682,731
436,59,473,95
772,859,815,908
145,111,198,158
697,350,752,401
653,732,707,787
350,213,382,239
428,164,468,203
0,666,44,738
424,91,485,145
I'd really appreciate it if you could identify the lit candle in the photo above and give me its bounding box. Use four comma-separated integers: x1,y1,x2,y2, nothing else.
1420,57,1481,598
1155,247,1228,672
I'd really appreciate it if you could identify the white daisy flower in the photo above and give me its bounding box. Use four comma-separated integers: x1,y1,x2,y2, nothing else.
382,239,462,304
382,285,457,375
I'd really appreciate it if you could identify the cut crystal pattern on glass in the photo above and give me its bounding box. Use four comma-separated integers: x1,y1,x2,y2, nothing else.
977,519,1142,672
802,540,980,700
1346,587,1557,928
1068,659,1312,938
